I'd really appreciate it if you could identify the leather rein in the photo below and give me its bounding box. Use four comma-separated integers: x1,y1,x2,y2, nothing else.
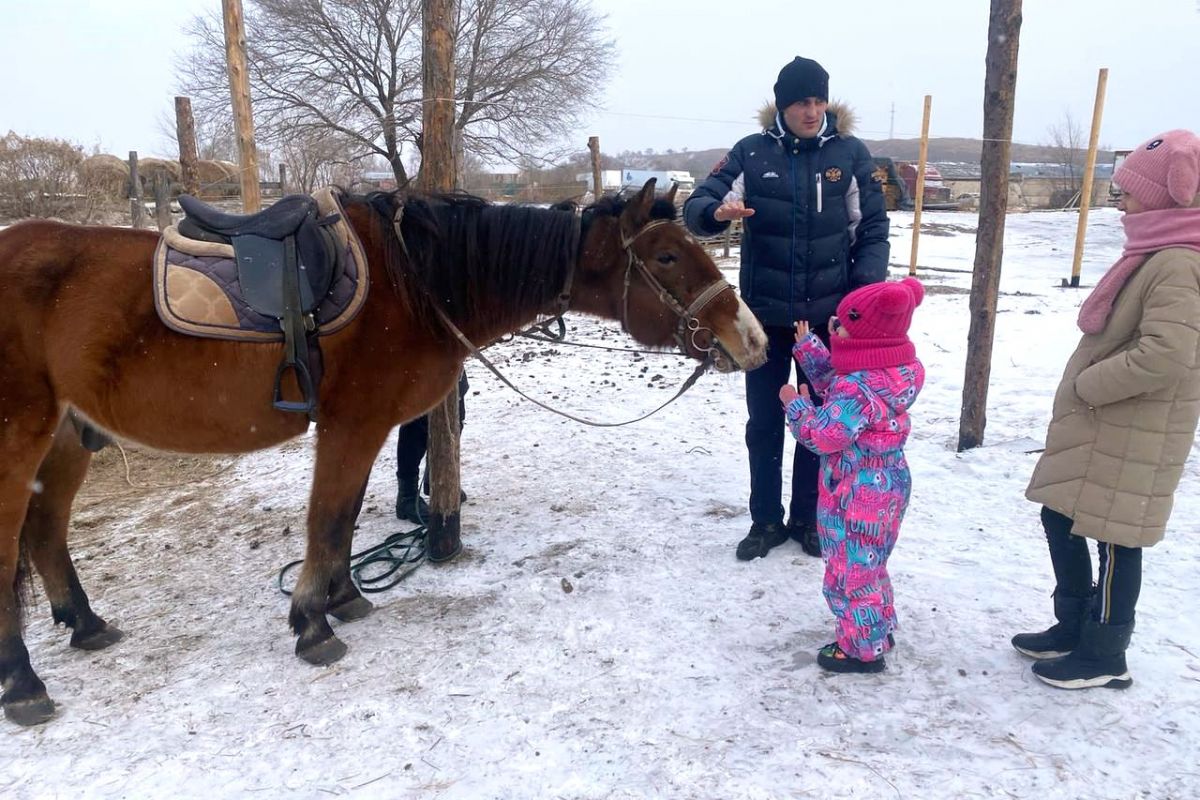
395,209,734,428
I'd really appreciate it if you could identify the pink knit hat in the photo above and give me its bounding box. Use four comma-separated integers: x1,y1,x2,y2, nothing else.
830,277,924,373
1113,130,1200,210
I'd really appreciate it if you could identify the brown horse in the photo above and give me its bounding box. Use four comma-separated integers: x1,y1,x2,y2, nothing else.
0,180,767,726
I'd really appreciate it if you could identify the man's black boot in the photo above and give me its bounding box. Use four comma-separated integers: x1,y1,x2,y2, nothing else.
787,518,822,558
736,522,788,561
395,478,429,523
1011,593,1090,659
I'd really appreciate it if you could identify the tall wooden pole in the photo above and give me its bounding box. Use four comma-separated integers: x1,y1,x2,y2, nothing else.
588,135,602,200
128,151,144,228
958,0,1022,452
421,0,463,563
909,95,932,276
221,0,261,212
174,96,200,197
1067,68,1109,287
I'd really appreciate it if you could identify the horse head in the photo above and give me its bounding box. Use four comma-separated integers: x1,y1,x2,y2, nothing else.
575,179,767,373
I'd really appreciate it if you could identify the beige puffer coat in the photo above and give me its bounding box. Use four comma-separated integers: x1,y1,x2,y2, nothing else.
1026,247,1200,547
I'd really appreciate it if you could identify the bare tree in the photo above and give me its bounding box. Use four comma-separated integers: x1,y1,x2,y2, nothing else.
1046,109,1085,207
278,129,371,192
176,0,611,186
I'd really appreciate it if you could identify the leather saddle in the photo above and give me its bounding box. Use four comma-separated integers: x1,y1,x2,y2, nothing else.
178,194,342,419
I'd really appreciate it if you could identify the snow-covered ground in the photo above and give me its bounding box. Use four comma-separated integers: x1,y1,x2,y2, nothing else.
4,208,1199,799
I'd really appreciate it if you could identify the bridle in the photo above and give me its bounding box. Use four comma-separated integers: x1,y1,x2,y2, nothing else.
395,206,736,426
617,218,737,364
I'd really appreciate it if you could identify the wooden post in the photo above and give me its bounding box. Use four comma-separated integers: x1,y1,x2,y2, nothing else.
175,96,200,197
909,95,932,276
588,135,602,201
278,163,288,196
421,0,462,563
153,173,172,231
1067,68,1109,288
221,0,261,212
958,0,1022,452
128,151,144,228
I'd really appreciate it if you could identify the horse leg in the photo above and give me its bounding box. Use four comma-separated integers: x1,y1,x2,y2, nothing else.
289,422,391,665
0,400,61,726
326,478,373,623
23,418,123,651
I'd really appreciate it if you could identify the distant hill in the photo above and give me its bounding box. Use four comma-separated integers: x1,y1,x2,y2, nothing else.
620,138,1113,179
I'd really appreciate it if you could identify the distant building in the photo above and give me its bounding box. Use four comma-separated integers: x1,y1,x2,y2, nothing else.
360,170,397,190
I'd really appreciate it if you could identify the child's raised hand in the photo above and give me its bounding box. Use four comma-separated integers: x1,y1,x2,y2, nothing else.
794,320,810,343
779,383,809,407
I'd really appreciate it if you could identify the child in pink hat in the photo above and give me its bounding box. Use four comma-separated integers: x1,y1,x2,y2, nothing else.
779,277,925,673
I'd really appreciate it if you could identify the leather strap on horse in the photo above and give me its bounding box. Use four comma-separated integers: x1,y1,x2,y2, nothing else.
273,236,320,419
394,203,711,427
432,303,711,428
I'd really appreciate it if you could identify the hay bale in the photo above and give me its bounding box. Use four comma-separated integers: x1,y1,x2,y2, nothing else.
137,157,182,189
195,159,228,186
80,154,131,200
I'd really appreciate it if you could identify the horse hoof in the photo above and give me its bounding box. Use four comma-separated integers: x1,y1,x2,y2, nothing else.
296,635,348,666
3,696,56,727
70,624,125,651
328,596,373,622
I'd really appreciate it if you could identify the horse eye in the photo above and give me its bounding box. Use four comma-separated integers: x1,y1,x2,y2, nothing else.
656,253,678,265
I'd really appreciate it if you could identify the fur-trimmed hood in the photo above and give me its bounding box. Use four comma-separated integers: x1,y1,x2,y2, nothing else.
757,100,857,139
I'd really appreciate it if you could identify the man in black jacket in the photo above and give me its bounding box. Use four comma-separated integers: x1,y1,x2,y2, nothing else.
684,56,890,560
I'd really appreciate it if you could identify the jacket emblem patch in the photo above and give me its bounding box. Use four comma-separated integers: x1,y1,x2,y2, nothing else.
711,155,729,175
761,171,779,179
824,167,843,183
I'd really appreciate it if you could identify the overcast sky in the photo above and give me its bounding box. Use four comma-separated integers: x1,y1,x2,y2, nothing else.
2,0,1197,162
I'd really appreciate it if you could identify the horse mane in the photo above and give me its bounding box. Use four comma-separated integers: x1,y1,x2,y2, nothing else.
583,193,678,223
350,189,678,339
355,190,580,337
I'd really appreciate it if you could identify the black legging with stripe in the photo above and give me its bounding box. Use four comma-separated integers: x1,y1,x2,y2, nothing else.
1041,506,1142,624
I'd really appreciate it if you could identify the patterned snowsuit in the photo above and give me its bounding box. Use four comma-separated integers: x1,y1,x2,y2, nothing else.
783,333,924,661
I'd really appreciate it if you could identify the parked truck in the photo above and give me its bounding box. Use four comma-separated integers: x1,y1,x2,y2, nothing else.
576,168,694,196
618,169,694,195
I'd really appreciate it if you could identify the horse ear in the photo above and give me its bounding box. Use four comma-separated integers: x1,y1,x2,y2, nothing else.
663,181,678,207
620,178,657,239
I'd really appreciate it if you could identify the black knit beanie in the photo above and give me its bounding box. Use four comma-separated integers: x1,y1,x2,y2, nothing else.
773,57,829,108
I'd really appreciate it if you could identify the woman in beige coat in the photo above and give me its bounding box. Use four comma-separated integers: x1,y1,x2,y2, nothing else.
1017,129,1200,690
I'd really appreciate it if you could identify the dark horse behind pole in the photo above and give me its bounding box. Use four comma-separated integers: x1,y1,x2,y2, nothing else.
0,180,767,726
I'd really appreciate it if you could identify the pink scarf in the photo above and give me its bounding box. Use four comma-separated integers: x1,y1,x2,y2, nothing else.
1078,207,1200,334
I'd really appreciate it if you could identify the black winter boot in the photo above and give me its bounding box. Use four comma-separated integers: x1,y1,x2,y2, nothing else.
1011,593,1091,659
395,478,429,523
1032,617,1134,690
787,518,822,558
736,522,787,561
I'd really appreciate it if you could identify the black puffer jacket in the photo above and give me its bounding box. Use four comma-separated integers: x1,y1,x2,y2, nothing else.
684,107,889,327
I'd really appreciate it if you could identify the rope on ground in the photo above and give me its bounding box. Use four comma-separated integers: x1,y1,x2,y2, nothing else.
113,440,237,489
277,525,427,597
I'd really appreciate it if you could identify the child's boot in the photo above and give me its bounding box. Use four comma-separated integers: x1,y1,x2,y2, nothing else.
1031,617,1134,690
1011,592,1090,659
817,642,885,674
